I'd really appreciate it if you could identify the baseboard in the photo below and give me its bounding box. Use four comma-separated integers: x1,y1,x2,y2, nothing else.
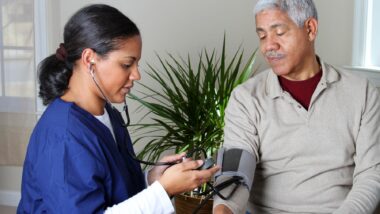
0,191,20,207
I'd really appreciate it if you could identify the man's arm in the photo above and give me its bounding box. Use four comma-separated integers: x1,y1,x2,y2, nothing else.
213,88,260,214
213,182,250,214
214,204,233,214
334,83,380,214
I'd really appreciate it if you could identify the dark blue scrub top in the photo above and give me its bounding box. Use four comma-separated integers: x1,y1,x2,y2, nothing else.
18,98,145,213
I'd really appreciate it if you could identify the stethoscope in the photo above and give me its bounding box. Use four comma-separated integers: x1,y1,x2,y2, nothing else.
89,64,206,166
121,95,227,214
90,63,240,214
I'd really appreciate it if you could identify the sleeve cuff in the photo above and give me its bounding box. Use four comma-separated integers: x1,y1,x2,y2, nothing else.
151,181,175,213
104,180,174,214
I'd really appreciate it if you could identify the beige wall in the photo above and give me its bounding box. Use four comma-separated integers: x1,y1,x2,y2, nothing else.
0,0,356,199
315,0,354,66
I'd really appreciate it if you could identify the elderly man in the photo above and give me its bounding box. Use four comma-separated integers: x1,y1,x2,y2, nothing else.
213,0,380,213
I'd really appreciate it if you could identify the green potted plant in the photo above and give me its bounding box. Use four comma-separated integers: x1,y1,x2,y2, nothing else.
129,36,257,213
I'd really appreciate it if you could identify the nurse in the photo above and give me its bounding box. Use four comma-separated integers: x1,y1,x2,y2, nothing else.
18,4,219,213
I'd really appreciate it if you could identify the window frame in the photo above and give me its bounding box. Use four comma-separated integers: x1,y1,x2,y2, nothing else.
346,0,380,87
34,0,48,115
351,0,379,71
0,0,47,114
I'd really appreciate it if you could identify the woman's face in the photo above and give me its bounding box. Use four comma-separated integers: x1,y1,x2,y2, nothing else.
94,35,142,103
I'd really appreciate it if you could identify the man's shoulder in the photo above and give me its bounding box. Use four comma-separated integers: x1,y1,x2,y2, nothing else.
324,63,371,87
322,62,380,104
235,69,271,93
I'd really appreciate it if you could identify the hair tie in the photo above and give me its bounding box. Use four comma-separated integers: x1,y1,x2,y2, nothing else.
55,43,67,61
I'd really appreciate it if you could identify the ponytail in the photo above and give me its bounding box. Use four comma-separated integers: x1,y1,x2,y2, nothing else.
38,4,140,105
38,55,72,105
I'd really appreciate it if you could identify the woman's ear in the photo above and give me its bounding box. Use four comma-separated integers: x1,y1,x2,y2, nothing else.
305,17,318,42
81,48,97,70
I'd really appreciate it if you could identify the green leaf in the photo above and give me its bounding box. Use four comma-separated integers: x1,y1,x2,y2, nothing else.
128,35,258,165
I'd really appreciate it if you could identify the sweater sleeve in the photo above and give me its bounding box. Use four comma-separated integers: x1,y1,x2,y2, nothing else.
334,83,380,214
104,181,174,214
213,89,259,214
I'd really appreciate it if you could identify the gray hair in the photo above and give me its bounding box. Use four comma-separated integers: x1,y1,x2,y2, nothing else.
253,0,318,28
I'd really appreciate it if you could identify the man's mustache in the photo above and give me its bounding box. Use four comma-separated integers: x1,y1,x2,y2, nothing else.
265,50,285,58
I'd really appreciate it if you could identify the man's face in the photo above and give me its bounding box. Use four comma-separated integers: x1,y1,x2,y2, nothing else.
255,9,314,80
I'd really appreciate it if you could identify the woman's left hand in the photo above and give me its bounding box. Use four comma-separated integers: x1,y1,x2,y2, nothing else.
147,152,186,185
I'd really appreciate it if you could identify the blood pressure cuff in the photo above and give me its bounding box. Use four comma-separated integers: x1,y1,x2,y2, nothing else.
214,148,256,191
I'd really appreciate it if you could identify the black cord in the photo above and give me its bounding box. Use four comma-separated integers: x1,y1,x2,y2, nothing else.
128,145,243,213
119,101,231,213
127,147,209,166
207,177,242,200
122,100,130,127
128,150,178,166
191,188,215,214
192,176,244,214
126,138,242,213
120,98,207,166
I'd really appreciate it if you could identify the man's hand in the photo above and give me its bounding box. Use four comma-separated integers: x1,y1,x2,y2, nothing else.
214,204,233,214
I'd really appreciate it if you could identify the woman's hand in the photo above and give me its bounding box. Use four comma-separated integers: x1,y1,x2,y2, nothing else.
147,152,186,185
158,159,220,196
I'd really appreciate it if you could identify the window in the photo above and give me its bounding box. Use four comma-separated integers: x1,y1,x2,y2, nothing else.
367,0,380,68
349,0,380,87
0,0,47,166
0,0,35,113
352,0,380,69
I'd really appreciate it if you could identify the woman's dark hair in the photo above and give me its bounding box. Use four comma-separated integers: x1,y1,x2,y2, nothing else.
38,4,140,105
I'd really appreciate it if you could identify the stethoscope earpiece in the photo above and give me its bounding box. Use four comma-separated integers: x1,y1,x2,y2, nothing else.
89,66,95,77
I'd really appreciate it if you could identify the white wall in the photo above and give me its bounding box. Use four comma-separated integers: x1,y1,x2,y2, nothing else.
315,0,354,66
50,0,262,152
0,0,356,205
0,167,22,206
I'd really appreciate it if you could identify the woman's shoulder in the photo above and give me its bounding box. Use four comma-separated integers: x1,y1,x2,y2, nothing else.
38,98,102,131
38,98,74,127
29,98,109,165
33,98,107,151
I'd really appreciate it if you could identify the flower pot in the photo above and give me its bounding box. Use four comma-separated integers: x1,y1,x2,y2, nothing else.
174,194,213,214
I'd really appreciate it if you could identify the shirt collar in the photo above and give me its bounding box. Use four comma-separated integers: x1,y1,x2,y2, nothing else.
265,56,341,99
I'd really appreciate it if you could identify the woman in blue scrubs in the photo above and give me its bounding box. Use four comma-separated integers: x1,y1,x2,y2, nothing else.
18,4,219,213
